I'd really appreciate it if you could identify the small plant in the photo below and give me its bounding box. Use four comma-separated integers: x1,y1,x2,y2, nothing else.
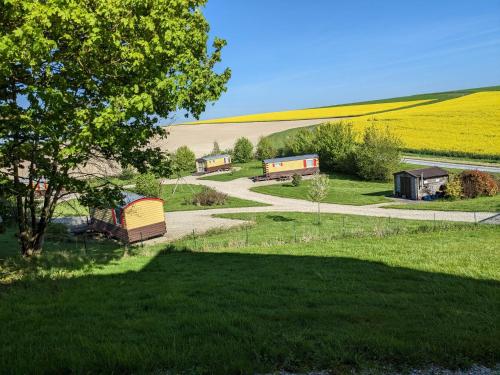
291,173,302,187
308,173,330,225
191,187,228,206
135,173,162,198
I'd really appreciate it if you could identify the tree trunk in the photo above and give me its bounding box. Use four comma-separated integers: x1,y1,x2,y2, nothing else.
317,202,321,225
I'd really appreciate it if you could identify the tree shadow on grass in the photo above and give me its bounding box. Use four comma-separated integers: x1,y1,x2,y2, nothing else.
0,246,498,374
362,189,393,197
265,214,296,222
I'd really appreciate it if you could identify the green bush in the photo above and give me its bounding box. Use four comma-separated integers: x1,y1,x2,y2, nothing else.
443,175,463,200
119,166,136,181
460,170,498,198
233,137,254,163
284,128,315,155
291,173,302,187
135,173,162,198
172,145,196,173
191,187,228,206
355,125,401,181
314,121,357,172
255,136,277,160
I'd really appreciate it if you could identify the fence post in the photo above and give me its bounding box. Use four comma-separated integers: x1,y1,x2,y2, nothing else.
294,221,297,243
192,229,197,249
433,213,436,230
245,225,249,246
140,232,144,248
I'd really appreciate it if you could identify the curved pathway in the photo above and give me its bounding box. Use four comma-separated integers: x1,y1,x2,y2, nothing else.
159,174,499,242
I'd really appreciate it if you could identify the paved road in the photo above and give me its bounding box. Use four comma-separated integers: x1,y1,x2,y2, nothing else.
402,158,500,173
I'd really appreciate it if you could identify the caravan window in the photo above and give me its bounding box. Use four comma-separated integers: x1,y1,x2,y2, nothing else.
306,159,314,168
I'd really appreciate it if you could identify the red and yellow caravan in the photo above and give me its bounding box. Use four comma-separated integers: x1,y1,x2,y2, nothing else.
261,154,319,180
91,192,166,243
195,154,232,174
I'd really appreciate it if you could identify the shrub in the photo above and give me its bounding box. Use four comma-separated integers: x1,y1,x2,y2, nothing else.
460,170,498,198
443,175,463,200
255,136,277,160
173,145,195,173
355,125,401,181
135,173,162,198
291,173,302,187
314,121,357,172
191,187,228,206
308,173,330,225
210,141,221,155
284,128,315,156
119,166,136,181
233,137,254,163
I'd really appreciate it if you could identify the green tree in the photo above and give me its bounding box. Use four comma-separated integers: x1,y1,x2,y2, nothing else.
308,173,330,225
356,125,402,181
210,141,221,155
135,173,162,198
173,146,196,174
0,0,230,255
314,121,357,172
233,137,254,163
255,136,277,160
285,128,315,155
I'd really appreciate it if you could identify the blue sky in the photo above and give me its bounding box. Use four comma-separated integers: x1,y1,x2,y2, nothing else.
177,0,500,122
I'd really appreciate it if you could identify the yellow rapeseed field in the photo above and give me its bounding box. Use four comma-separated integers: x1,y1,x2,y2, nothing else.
349,91,500,157
188,99,431,124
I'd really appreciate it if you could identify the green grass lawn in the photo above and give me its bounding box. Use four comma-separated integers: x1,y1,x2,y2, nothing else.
0,212,499,373
251,172,394,205
386,195,500,213
198,160,263,181
160,183,266,211
53,199,90,217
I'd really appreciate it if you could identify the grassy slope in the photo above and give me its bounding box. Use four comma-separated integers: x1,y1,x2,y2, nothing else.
1,212,499,373
385,195,500,213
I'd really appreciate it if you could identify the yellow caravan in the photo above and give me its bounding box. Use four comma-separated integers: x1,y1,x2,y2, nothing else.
258,154,319,180
91,192,166,243
195,154,232,174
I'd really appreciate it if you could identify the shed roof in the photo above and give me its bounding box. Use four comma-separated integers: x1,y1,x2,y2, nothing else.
118,191,145,209
263,154,319,164
394,166,449,179
196,153,230,162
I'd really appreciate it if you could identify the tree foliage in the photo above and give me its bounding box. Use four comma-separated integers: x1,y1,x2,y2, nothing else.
232,137,253,163
314,122,357,172
308,173,330,224
0,0,230,255
460,170,498,198
355,125,402,181
173,146,196,173
285,128,315,155
255,136,277,160
135,173,162,199
210,141,221,156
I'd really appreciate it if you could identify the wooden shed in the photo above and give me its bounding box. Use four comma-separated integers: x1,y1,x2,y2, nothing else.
196,154,231,174
260,154,319,180
90,192,166,243
393,167,449,200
